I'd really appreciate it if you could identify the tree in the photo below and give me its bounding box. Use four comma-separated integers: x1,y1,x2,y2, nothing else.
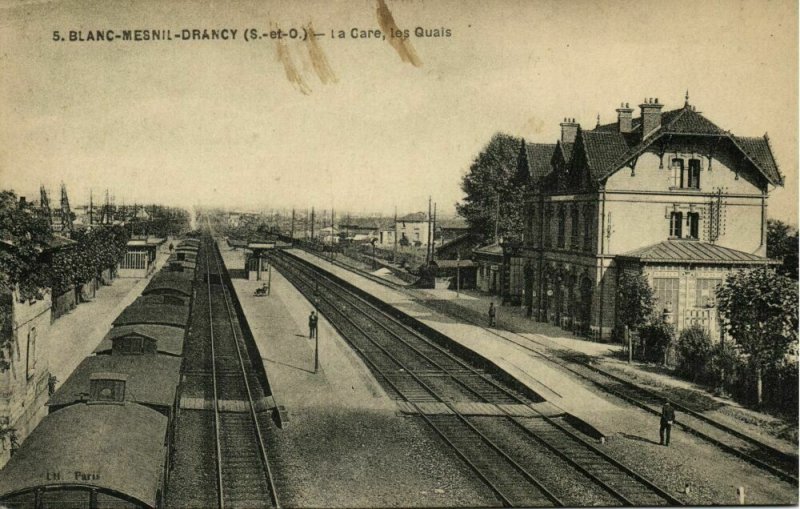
616,271,656,333
716,267,799,406
456,133,527,242
639,319,675,365
0,191,53,301
767,219,798,280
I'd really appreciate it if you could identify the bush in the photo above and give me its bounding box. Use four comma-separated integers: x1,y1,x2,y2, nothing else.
708,341,742,395
677,325,713,382
638,319,675,364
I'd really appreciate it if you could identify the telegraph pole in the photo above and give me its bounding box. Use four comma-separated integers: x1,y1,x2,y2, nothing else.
311,207,315,241
290,208,295,242
432,202,437,262
393,206,398,262
426,196,432,264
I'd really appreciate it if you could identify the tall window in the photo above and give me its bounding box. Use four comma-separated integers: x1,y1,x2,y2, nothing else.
557,206,566,248
544,205,553,248
570,206,580,249
653,278,679,313
670,212,683,238
687,159,701,189
696,279,722,307
583,205,593,252
671,159,684,188
687,212,700,239
26,327,36,380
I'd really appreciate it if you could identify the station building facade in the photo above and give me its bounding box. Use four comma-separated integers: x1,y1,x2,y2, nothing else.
518,96,783,342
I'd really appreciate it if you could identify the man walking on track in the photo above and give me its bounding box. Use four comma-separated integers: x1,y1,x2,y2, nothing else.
488,302,497,327
308,311,318,339
660,401,676,446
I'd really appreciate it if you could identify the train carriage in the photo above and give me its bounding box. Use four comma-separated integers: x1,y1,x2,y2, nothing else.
0,403,169,509
94,324,185,357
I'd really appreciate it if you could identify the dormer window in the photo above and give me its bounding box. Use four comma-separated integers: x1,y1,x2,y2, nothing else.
89,373,127,403
671,158,701,189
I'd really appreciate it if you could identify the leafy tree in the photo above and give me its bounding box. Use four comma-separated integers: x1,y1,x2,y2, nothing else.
616,271,656,334
716,267,799,406
676,325,713,382
708,341,742,395
767,219,798,280
0,191,53,301
456,133,527,242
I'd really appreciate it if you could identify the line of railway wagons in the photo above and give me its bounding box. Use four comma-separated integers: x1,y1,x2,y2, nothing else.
0,238,201,509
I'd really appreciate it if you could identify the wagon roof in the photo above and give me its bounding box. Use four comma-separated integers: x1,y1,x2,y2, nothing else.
48,354,182,409
0,403,167,507
94,324,185,356
113,301,189,327
143,273,193,297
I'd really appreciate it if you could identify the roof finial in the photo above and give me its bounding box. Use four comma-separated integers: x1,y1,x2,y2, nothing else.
596,113,600,127
685,89,690,106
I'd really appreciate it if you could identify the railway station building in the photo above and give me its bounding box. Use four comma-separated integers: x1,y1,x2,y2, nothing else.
517,95,783,342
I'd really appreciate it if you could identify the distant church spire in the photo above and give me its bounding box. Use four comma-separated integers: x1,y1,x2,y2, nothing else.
685,89,690,106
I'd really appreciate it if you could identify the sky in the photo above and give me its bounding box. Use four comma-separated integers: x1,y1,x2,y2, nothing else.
0,0,797,223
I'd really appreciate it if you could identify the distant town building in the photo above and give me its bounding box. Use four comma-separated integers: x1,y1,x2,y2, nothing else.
517,95,782,341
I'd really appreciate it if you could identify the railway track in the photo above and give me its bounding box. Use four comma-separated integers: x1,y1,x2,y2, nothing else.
203,237,280,509
271,250,682,507
414,295,800,486
311,248,798,486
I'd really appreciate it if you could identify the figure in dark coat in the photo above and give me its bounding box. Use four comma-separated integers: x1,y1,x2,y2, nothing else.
309,311,318,339
660,401,676,446
488,302,497,327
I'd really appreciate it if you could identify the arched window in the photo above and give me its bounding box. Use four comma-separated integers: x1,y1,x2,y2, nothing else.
557,206,566,248
570,206,580,249
583,205,593,252
544,205,553,248
670,212,683,238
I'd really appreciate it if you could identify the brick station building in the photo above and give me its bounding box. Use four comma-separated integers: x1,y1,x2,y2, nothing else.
517,94,783,342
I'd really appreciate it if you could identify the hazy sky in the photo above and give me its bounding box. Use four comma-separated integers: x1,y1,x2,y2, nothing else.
1,0,797,223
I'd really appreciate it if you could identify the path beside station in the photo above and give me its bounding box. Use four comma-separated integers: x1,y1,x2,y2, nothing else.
287,249,629,438
46,247,172,387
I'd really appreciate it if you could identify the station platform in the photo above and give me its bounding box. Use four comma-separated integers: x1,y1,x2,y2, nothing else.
286,249,629,439
217,244,396,416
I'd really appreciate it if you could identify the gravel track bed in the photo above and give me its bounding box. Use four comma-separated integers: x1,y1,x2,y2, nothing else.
468,416,620,506
570,414,798,505
262,408,500,508
166,410,218,508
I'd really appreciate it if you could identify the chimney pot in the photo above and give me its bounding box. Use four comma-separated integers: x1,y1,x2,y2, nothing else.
560,118,579,144
616,103,634,133
639,97,665,137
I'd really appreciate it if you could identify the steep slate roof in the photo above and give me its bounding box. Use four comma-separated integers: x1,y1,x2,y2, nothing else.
581,104,782,186
617,240,780,265
48,354,182,409
94,324,185,356
398,212,428,222
731,136,782,184
0,403,167,507
525,142,557,183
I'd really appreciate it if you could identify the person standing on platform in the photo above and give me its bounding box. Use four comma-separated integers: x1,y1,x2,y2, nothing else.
488,302,497,327
660,401,676,446
309,311,318,339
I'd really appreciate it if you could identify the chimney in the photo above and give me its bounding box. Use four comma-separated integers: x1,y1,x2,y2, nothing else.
560,118,579,144
616,102,634,133
18,196,27,207
639,97,664,138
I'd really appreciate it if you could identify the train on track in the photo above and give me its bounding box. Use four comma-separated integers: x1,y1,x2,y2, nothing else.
0,238,200,509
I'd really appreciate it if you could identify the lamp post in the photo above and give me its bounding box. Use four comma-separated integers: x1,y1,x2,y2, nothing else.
313,281,320,374
456,253,461,298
